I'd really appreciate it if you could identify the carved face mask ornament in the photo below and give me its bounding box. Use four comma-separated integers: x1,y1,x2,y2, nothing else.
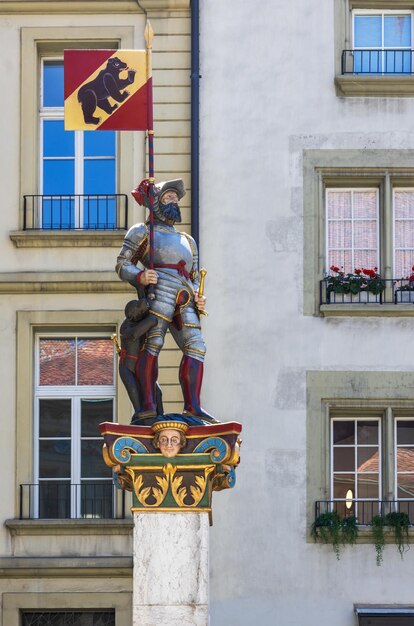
152,420,189,458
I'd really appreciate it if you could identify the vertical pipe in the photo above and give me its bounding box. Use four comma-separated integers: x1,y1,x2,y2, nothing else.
191,0,200,248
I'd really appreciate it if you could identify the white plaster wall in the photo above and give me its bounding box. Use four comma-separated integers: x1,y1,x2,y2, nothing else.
200,1,414,624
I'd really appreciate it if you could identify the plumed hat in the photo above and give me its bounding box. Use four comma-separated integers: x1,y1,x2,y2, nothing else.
132,178,186,207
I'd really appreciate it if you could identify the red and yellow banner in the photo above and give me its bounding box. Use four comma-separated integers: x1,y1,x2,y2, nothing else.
64,49,152,131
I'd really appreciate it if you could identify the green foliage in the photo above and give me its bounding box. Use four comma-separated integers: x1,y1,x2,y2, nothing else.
312,512,359,560
384,512,410,558
372,515,385,566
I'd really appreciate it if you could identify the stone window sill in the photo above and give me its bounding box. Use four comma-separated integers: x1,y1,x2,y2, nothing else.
335,75,414,97
320,304,414,317
9,230,126,248
5,518,134,536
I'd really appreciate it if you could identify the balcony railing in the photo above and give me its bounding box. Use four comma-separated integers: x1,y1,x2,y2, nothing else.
315,500,414,526
23,194,128,230
19,483,126,520
341,49,414,75
320,278,414,305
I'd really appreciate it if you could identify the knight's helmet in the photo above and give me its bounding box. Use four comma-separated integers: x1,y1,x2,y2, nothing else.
132,178,186,223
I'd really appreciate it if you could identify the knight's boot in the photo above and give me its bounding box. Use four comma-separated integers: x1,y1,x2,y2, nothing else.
179,355,219,423
135,350,159,419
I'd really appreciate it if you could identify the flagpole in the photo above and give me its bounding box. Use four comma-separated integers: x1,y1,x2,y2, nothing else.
145,21,155,300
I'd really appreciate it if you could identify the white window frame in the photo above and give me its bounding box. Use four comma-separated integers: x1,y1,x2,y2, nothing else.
393,187,414,280
39,57,118,229
395,416,414,504
352,9,414,75
325,187,380,275
33,332,116,519
330,416,382,519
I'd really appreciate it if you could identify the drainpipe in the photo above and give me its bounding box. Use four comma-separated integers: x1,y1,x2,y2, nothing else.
191,0,200,247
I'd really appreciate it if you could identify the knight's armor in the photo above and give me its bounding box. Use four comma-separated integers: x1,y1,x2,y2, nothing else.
116,216,213,422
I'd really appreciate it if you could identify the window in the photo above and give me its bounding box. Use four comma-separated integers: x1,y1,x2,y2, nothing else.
34,335,116,519
306,371,414,533
21,612,115,626
18,27,136,242
356,607,414,625
39,59,117,230
334,2,414,96
351,11,413,74
302,149,414,315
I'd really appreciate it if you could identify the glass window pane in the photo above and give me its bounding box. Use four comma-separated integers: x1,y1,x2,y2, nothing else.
333,421,355,445
357,473,379,499
357,447,379,472
357,421,378,444
84,159,116,194
39,399,71,437
43,120,74,157
358,500,379,525
395,250,414,280
384,15,411,47
81,481,113,519
397,421,414,444
43,160,75,195
394,190,414,219
334,474,355,499
394,221,414,249
328,250,352,274
397,474,414,498
38,481,71,519
353,191,377,219
81,440,112,478
77,339,114,386
39,339,75,386
397,447,414,472
41,196,75,230
39,440,71,478
328,221,352,250
84,131,116,156
354,220,377,249
327,191,352,219
42,61,64,107
354,15,382,47
333,447,354,471
81,399,113,436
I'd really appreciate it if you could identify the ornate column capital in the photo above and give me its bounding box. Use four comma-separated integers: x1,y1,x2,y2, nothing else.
101,421,242,515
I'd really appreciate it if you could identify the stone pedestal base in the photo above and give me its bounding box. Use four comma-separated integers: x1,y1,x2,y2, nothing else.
133,512,209,626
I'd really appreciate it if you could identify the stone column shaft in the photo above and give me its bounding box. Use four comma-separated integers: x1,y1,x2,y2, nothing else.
133,512,209,626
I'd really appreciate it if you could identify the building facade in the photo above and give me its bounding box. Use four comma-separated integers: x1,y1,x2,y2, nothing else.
2,0,414,624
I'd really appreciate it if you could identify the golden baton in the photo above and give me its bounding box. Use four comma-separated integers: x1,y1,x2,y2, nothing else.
197,268,208,317
111,333,121,356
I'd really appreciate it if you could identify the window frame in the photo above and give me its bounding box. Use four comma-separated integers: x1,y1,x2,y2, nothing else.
334,0,414,96
18,26,137,237
306,370,414,537
33,332,116,519
39,58,118,230
303,149,414,316
352,8,414,52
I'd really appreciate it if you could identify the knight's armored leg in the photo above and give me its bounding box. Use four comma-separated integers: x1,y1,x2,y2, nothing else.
134,316,169,418
135,350,158,418
179,355,219,423
170,309,219,423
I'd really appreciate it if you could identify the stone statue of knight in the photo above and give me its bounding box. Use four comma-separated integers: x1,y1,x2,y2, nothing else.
116,178,217,424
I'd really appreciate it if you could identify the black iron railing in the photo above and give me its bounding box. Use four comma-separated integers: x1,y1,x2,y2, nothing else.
23,194,128,230
320,278,414,305
19,482,126,520
342,49,414,75
315,500,414,526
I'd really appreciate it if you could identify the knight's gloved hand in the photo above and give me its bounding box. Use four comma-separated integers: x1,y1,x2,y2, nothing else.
128,69,136,84
147,185,159,212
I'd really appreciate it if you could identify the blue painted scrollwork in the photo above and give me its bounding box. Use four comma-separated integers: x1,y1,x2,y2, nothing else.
113,436,149,463
193,437,229,463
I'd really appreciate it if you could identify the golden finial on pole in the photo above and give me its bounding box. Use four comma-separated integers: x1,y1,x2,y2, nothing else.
198,268,208,317
145,20,154,50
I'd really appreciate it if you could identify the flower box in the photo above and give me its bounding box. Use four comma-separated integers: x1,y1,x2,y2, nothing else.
327,291,379,304
395,290,414,304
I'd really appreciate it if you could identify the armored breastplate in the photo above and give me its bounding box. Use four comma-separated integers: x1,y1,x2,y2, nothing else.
152,226,193,273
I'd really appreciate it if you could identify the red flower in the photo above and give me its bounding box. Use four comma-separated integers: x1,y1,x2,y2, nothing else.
354,269,362,275
330,265,340,273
